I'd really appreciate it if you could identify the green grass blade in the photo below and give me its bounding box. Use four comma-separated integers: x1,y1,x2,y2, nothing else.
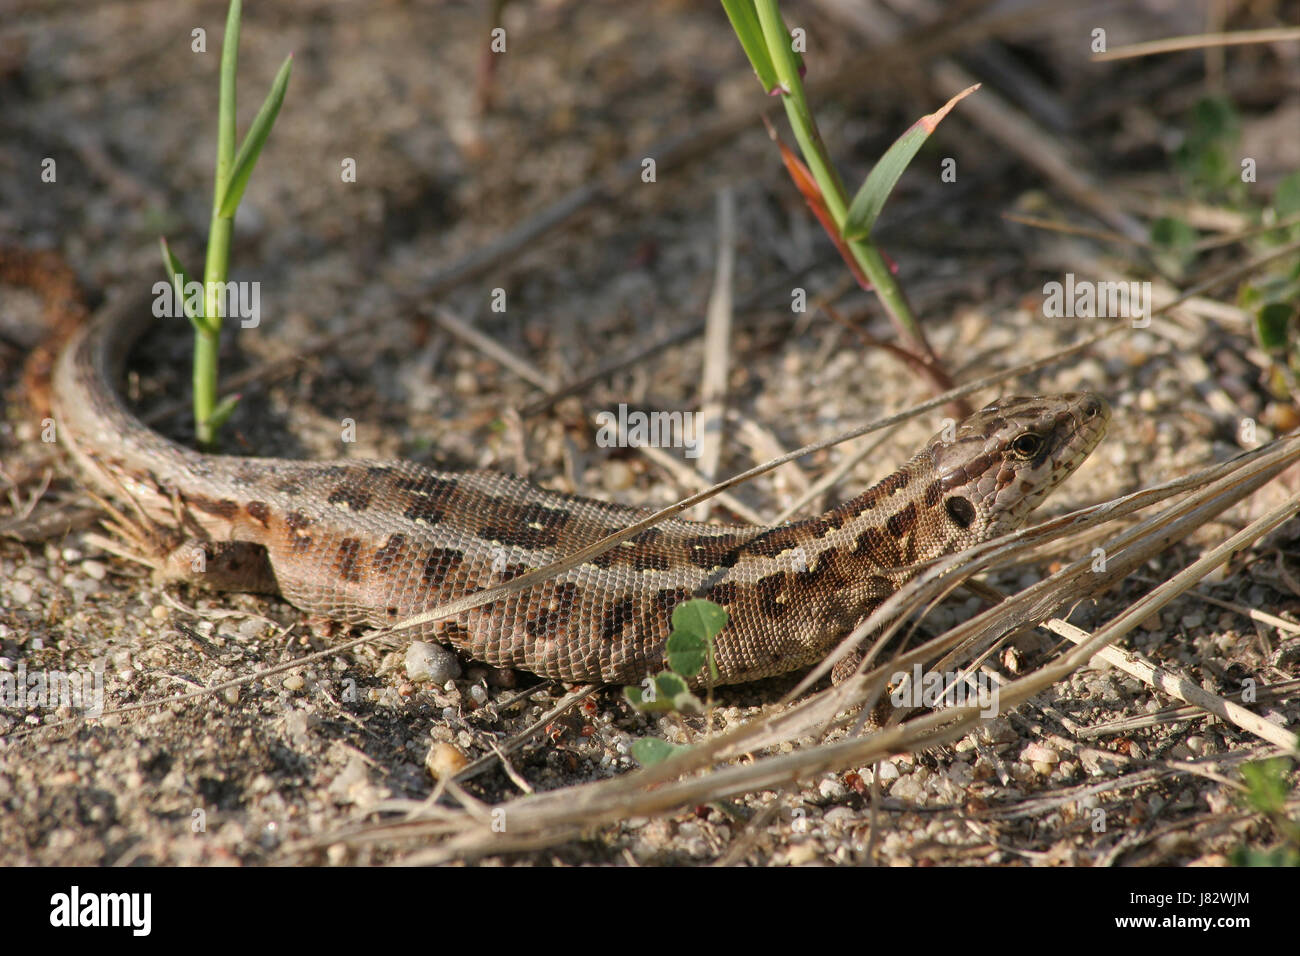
205,392,243,431
720,0,780,93
159,237,211,334
217,53,293,219
214,0,241,212
844,84,979,240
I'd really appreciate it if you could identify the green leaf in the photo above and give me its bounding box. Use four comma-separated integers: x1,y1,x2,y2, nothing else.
213,0,243,217
204,392,242,431
1256,302,1295,353
1149,216,1198,277
1274,170,1300,219
720,0,780,94
630,737,688,767
844,85,979,240
670,598,729,641
1150,216,1196,250
1240,758,1293,816
159,237,212,334
216,53,293,219
666,629,708,679
624,671,696,713
1174,96,1242,195
1230,845,1300,867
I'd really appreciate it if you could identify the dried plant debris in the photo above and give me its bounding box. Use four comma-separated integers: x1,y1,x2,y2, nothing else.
1,1,1299,867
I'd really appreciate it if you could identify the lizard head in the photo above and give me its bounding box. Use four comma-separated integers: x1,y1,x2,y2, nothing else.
926,392,1110,547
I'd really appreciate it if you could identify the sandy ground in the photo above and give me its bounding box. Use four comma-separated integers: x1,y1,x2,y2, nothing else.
1,0,1298,866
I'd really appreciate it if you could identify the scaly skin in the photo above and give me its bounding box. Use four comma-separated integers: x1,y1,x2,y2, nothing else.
51,302,1109,684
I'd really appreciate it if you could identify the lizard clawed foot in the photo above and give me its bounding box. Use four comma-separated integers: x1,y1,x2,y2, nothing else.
81,486,277,593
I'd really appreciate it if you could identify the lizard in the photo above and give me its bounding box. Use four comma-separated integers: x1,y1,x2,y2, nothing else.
49,300,1110,686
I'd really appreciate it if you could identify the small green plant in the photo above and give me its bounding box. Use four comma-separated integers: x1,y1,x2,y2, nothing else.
161,0,292,447
720,0,975,398
1230,757,1300,866
1147,95,1300,395
624,599,728,766
1173,96,1246,202
1243,170,1300,396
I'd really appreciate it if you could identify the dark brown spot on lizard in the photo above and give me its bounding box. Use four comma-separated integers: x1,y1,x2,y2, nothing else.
284,510,313,552
372,533,408,571
600,597,636,642
684,533,743,569
421,548,465,587
585,527,624,568
886,502,918,539
336,537,364,583
499,563,530,581
394,473,459,501
190,495,238,520
634,551,670,572
525,581,580,637
756,573,790,619
854,527,901,566
923,480,944,508
703,582,739,605
478,524,560,551
327,482,373,514
244,500,271,527
877,470,910,497
652,587,690,627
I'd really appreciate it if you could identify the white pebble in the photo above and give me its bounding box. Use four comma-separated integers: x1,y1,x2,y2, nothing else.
1022,743,1060,764
818,777,847,800
404,641,461,683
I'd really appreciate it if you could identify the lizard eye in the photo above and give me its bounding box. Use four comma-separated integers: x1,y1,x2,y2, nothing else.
1011,432,1044,459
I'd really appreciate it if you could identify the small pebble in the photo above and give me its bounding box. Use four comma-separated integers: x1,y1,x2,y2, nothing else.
786,843,819,866
282,674,304,692
404,642,461,683
1022,743,1059,764
818,777,847,801
877,761,900,781
603,460,634,491
425,741,470,780
238,618,266,640
81,560,107,581
10,582,33,606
